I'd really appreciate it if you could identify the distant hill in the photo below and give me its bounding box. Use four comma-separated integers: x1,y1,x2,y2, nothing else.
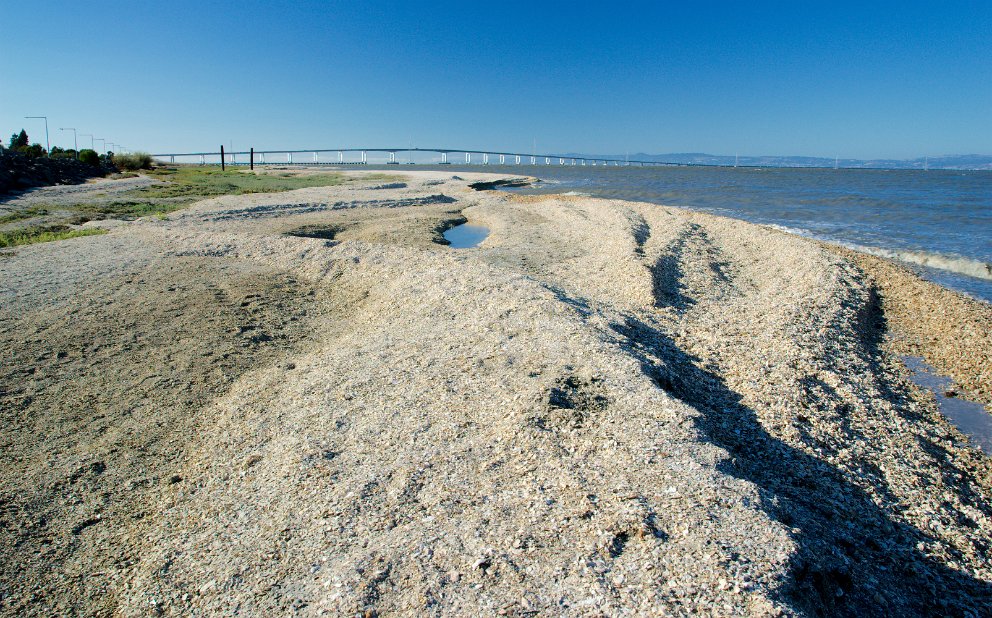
560,152,992,171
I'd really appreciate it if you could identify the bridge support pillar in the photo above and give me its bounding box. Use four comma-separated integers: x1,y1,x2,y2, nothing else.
531,156,536,164
499,154,505,164
545,157,551,165
515,155,520,164
441,152,447,163
313,152,319,163
199,155,205,165
389,152,396,163
338,151,344,163
170,155,175,163
287,153,292,163
361,151,367,164
465,153,471,164
483,153,489,164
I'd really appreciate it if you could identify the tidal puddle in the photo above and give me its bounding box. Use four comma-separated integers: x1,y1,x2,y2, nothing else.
444,223,489,248
903,356,992,454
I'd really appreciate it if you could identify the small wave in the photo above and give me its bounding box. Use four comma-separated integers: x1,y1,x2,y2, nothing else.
763,225,992,281
765,223,817,238
844,244,992,281
561,191,593,197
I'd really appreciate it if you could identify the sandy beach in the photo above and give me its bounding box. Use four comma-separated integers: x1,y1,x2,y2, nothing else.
1,169,990,616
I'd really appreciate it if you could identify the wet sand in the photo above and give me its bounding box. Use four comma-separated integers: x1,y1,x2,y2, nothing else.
1,170,990,616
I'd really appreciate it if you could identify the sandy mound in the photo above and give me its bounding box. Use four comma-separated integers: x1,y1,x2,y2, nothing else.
1,171,990,616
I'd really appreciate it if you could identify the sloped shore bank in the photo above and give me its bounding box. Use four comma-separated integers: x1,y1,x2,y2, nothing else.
1,171,989,616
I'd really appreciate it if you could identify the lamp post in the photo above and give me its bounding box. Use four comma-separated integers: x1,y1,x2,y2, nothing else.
24,116,50,157
81,134,94,150
95,138,105,154
59,128,78,159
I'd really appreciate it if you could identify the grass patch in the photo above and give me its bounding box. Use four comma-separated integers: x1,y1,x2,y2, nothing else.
133,166,354,199
0,226,107,248
64,201,188,219
0,207,49,224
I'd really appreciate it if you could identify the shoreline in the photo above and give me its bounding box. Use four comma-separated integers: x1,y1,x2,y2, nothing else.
1,170,990,615
828,245,992,407
479,165,992,305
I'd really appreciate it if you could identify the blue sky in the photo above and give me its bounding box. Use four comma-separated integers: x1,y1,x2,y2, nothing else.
2,1,989,158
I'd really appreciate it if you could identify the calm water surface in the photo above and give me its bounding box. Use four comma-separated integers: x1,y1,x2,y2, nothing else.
903,356,992,454
443,223,489,248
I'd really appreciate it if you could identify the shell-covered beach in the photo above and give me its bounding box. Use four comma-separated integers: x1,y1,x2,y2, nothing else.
1,170,990,616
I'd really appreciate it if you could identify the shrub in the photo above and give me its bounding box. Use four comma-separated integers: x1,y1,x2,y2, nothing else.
78,149,100,166
112,151,153,171
19,143,45,158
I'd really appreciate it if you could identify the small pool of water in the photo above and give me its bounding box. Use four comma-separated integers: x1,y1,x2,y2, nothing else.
903,356,992,454
443,223,489,249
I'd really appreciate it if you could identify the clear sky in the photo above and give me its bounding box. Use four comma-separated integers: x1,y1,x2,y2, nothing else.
2,1,989,159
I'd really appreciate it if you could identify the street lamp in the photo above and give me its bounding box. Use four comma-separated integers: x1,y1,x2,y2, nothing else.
24,116,50,157
94,138,105,153
59,128,78,159
81,134,94,150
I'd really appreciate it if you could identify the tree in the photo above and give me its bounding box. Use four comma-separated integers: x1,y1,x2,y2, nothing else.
8,129,28,149
78,149,100,166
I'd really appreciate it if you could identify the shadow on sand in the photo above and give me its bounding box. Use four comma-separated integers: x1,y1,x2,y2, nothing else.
602,296,992,616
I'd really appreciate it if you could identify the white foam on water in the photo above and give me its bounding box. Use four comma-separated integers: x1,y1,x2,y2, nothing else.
763,224,992,283
843,244,992,281
765,223,818,238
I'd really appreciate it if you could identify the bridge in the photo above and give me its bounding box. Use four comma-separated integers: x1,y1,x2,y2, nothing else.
149,147,686,167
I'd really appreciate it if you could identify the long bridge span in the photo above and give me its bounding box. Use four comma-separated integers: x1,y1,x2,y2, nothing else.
150,147,687,167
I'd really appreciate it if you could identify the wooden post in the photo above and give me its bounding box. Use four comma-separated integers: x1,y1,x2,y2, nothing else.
250,147,254,171
220,145,225,171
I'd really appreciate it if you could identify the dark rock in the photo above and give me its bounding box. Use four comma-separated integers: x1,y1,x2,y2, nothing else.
0,150,116,195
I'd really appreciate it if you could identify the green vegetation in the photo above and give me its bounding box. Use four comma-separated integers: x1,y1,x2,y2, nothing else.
0,166,405,241
6,129,46,158
112,152,153,171
8,129,28,149
0,207,49,224
133,166,353,199
48,146,79,159
79,149,100,166
64,200,186,219
0,225,107,248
